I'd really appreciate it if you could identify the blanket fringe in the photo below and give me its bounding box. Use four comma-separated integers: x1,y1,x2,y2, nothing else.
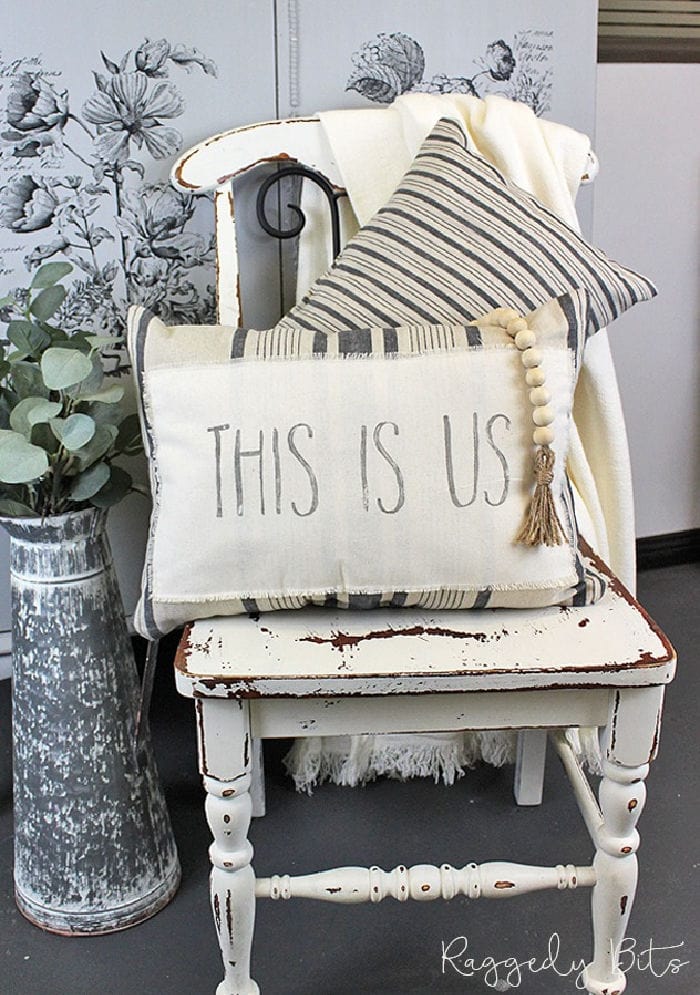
284,729,603,793
284,732,517,794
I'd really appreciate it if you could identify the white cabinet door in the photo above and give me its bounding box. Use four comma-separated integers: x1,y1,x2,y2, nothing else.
275,0,598,231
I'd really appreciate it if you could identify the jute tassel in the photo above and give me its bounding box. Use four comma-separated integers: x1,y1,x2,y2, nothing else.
515,445,566,547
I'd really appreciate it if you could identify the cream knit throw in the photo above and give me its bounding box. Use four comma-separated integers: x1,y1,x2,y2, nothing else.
285,94,634,789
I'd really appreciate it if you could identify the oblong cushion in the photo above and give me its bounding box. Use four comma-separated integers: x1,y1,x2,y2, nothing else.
128,289,605,640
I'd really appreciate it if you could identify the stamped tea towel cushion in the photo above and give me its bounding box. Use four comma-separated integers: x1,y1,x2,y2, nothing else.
128,289,606,640
277,117,656,335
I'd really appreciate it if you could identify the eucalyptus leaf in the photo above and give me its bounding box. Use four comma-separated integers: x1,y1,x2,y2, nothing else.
71,423,117,472
7,351,30,364
8,319,51,356
30,262,73,290
76,383,124,404
88,400,124,427
69,460,109,501
30,422,60,456
41,348,93,390
91,465,132,508
0,498,38,518
67,353,103,398
9,361,49,400
115,413,142,455
0,430,50,483
0,295,13,309
47,326,69,345
50,413,95,452
30,284,66,322
55,335,93,354
86,335,121,350
10,397,63,437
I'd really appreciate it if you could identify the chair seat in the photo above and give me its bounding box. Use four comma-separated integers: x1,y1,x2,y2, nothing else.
175,554,675,700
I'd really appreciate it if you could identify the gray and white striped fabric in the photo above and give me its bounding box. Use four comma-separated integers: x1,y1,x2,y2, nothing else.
127,290,606,641
278,117,656,336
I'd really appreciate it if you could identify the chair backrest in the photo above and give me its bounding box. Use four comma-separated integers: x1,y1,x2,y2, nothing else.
171,117,346,327
172,115,599,328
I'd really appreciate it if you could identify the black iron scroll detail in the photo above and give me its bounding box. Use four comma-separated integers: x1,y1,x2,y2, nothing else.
256,164,346,260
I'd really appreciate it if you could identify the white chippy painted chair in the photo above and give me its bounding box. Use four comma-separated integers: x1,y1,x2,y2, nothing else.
169,118,676,995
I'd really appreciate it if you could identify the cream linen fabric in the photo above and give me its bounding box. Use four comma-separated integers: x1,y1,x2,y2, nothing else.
128,292,604,640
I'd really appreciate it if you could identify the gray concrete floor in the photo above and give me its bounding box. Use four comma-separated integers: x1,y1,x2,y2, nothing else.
0,563,698,994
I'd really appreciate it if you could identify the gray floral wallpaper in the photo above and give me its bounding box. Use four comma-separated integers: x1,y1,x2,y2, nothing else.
347,30,552,115
0,23,558,376
0,40,220,370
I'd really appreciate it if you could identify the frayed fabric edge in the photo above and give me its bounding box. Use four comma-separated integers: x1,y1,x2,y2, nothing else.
565,726,604,775
283,731,518,794
283,727,603,794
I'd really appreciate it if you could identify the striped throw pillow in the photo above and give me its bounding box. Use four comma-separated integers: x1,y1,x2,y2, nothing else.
277,117,656,335
128,290,605,640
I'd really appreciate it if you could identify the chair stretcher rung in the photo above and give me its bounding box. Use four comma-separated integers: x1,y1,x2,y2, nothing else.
551,730,604,840
255,861,596,903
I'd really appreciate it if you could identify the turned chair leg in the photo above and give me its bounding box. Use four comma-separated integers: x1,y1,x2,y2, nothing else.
198,700,259,995
583,687,664,995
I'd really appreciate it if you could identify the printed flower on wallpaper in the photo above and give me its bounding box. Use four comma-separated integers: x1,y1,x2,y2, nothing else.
4,73,70,158
347,30,552,116
0,40,218,369
82,71,185,163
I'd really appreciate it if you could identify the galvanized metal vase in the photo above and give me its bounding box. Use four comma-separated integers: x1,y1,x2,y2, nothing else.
2,507,180,934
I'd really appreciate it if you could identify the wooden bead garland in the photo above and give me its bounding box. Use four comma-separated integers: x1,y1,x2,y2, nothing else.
525,367,546,387
493,309,565,547
528,386,551,406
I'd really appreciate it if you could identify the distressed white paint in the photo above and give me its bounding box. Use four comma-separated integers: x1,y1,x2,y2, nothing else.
249,690,611,740
189,629,673,994
584,753,649,994
176,577,674,700
185,518,674,995
199,700,259,995
214,186,241,326
255,860,595,903
195,670,668,994
172,118,345,333
604,685,665,767
172,118,344,193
